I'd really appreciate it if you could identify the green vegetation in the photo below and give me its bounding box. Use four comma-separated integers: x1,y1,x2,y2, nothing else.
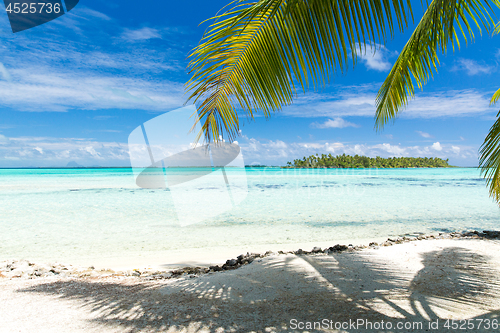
286,154,451,169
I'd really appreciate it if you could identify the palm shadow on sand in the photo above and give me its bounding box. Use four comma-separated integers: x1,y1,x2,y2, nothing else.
16,243,500,332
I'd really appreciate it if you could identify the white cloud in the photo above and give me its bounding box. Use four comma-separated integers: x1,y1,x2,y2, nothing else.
358,45,393,71
0,7,185,113
121,27,162,41
452,58,493,76
0,135,479,167
325,142,345,153
0,68,185,112
82,146,102,159
360,51,391,71
431,142,443,151
416,131,433,138
239,137,478,166
285,87,493,119
373,143,407,155
312,118,360,129
0,136,130,167
267,140,288,149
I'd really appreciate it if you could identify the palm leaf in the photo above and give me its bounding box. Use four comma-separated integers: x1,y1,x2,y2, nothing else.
491,87,500,105
495,20,500,34
481,20,500,202
479,111,500,202
187,0,413,143
374,0,500,203
483,90,500,201
375,0,499,129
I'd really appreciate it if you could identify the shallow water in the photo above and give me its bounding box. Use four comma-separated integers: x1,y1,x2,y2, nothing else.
0,167,498,266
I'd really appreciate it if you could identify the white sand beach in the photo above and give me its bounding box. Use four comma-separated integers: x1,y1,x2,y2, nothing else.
1,237,500,332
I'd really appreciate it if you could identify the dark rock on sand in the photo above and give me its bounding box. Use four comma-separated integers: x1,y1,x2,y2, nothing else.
484,230,500,238
209,265,222,272
225,259,238,267
329,244,348,252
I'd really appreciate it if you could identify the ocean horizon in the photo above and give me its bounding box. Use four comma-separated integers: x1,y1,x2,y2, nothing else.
1,167,498,268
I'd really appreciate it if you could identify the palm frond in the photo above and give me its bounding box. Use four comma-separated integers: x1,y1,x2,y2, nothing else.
187,0,414,143
482,21,500,203
479,110,500,202
375,0,499,130
494,21,500,34
491,87,500,105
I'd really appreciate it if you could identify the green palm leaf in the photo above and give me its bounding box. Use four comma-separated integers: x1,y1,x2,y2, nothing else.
375,0,499,129
491,87,500,105
479,111,500,202
482,90,500,201
480,20,500,202
187,0,413,143
374,0,500,202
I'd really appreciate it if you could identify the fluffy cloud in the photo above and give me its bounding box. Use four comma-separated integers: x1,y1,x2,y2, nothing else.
238,137,478,166
357,44,394,71
360,50,391,71
0,135,480,167
285,87,493,119
452,58,493,76
431,142,443,151
311,118,360,129
373,143,407,155
0,136,130,167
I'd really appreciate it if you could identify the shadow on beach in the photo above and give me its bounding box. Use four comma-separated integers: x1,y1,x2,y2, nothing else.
15,244,500,332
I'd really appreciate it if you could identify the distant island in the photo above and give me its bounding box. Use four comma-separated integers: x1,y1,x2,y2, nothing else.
66,161,84,168
285,154,452,168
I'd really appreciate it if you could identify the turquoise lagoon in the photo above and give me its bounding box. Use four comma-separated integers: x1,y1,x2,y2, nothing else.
0,167,498,267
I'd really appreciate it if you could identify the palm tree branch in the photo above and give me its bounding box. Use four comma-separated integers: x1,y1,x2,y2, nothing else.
187,0,413,143
375,0,498,130
480,110,500,202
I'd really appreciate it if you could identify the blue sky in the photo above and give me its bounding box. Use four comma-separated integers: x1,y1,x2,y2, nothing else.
0,0,499,167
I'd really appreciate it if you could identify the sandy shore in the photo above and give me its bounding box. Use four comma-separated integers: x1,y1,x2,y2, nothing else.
1,236,500,332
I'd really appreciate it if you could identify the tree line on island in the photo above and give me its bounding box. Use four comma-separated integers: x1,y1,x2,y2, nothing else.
285,154,452,168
